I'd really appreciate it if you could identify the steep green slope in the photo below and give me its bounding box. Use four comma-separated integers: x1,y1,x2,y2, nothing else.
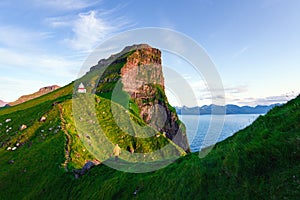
48,94,298,199
1,84,299,199
0,42,298,199
0,83,73,149
43,94,298,199
0,102,66,199
0,83,73,115
0,58,186,198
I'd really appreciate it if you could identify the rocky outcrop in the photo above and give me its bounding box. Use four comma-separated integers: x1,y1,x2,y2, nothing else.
89,44,153,72
73,161,95,178
120,47,163,93
38,85,60,93
9,85,60,106
96,44,190,152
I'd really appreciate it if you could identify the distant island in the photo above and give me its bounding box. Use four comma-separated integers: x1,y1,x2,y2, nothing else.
175,104,281,115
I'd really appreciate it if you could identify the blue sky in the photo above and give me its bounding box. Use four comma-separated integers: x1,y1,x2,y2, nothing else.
0,0,299,106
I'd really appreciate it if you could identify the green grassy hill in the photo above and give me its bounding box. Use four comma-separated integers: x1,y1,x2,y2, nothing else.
0,76,185,197
0,45,298,199
0,77,299,199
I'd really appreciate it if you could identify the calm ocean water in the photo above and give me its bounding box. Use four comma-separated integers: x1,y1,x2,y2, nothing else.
179,114,260,152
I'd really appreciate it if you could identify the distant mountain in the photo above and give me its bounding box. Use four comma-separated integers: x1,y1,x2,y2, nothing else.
8,85,60,106
0,100,7,107
175,104,281,115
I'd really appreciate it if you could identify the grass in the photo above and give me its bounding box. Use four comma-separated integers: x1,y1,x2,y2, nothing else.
0,52,299,198
0,104,66,199
0,87,299,198
0,61,185,171
72,94,185,164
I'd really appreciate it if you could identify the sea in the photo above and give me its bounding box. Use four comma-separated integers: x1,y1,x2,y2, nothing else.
179,114,260,152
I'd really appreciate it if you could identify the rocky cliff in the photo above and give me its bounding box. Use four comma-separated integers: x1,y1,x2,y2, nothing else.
9,85,60,106
95,44,190,152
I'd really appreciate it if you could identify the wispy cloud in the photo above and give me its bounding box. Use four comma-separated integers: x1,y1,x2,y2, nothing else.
238,93,297,106
225,85,248,94
46,16,74,28
0,2,133,102
0,48,80,78
32,0,98,11
0,26,52,49
233,46,249,58
47,10,132,52
182,82,249,106
65,11,113,51
0,47,81,102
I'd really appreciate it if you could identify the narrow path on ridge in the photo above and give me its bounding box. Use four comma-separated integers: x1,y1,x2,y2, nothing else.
58,104,72,171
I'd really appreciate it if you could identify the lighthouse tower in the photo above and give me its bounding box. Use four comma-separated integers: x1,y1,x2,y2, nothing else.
77,83,86,93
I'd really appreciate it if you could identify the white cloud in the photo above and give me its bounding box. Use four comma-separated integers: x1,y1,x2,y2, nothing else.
225,85,248,94
47,10,131,52
46,16,73,28
0,48,81,101
237,93,298,106
0,26,52,49
33,0,98,11
0,48,80,78
65,11,112,51
173,82,249,106
233,46,249,58
0,1,134,102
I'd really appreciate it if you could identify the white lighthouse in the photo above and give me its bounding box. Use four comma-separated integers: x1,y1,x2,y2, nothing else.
77,83,86,93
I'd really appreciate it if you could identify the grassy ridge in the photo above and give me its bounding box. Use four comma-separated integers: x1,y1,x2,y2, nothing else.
0,104,66,199
0,86,299,199
0,74,186,198
53,94,298,199
0,83,73,115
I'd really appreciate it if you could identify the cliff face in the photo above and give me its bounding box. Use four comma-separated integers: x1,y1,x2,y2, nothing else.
121,47,163,93
38,85,60,93
96,44,190,152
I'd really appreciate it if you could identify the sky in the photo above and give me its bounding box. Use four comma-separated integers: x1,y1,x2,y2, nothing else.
0,0,299,106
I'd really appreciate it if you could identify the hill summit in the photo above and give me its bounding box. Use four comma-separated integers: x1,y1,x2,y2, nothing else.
9,85,60,106
89,44,190,152
70,44,189,168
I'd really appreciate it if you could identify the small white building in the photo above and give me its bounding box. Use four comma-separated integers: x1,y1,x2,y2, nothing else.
77,83,86,93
